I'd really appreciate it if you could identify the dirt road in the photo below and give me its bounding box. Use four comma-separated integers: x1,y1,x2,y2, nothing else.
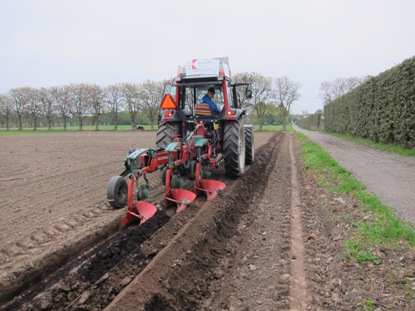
294,124,415,227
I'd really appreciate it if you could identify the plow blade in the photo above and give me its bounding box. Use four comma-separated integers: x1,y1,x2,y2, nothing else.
120,201,158,226
198,179,227,201
136,201,158,223
169,189,197,213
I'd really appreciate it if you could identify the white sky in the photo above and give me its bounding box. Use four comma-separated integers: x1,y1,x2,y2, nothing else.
1,0,414,114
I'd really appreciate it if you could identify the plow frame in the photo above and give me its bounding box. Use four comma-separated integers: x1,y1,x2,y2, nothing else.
111,122,226,226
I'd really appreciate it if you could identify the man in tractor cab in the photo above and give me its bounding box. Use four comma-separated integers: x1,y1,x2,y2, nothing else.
200,87,221,117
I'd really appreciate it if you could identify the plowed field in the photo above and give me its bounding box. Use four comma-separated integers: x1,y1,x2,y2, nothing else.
0,131,274,307
2,130,414,310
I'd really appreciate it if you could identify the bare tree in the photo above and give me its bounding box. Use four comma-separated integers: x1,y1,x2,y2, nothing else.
319,77,364,104
140,80,163,130
56,85,73,130
274,76,301,130
121,83,141,129
9,87,31,130
105,84,124,130
86,84,104,131
40,87,57,130
27,88,43,130
233,72,273,130
70,84,91,130
0,94,12,130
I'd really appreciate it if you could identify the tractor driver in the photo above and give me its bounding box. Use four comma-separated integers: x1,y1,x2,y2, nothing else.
201,87,221,117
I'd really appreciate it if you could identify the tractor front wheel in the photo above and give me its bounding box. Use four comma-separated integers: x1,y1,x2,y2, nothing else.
156,122,180,148
107,176,128,209
223,119,246,178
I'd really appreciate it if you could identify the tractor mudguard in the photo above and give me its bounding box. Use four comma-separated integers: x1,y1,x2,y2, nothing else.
218,108,244,121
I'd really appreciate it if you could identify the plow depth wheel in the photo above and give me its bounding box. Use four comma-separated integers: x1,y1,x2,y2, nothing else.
188,159,197,181
244,126,255,165
156,122,180,148
223,119,246,178
161,166,170,186
107,176,128,209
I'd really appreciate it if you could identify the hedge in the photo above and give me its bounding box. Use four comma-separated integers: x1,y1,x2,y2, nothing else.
324,56,415,149
297,111,323,130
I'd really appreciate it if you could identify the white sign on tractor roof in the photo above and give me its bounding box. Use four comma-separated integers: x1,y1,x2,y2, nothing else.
184,58,220,77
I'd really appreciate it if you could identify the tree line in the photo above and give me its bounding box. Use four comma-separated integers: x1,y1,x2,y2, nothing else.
233,73,301,130
0,80,165,131
0,73,302,131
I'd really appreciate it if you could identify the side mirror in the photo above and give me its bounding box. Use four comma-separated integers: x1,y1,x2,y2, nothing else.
245,86,253,99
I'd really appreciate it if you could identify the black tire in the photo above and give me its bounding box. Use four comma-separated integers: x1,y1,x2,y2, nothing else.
161,166,167,186
244,126,255,165
188,159,197,180
156,122,180,148
223,119,246,178
107,176,128,209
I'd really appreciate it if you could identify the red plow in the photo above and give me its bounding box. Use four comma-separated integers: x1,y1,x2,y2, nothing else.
107,123,227,226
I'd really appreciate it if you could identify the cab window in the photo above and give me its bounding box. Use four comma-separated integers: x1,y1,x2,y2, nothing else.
195,87,224,111
163,84,176,100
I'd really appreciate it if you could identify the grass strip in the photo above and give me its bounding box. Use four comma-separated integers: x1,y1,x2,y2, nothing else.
0,125,156,136
327,131,415,157
0,124,293,136
297,132,415,265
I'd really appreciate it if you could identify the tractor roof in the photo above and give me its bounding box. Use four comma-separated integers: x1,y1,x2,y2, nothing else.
176,57,231,82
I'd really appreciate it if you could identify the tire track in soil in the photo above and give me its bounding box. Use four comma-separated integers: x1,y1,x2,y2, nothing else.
289,133,311,310
201,132,294,310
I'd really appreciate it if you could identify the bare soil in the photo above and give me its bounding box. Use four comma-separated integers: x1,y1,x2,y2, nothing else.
1,130,414,310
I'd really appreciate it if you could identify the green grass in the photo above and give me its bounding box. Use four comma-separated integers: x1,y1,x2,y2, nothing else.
0,129,70,136
0,124,157,136
327,132,415,157
0,123,290,136
361,298,377,311
297,132,415,265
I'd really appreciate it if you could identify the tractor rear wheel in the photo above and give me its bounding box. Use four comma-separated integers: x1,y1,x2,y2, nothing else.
156,122,180,148
244,126,255,165
107,176,128,209
223,119,246,178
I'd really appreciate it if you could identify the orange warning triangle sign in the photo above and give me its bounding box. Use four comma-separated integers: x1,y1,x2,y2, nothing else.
160,94,177,109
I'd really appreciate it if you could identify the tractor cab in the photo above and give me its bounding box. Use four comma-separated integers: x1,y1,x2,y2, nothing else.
158,57,252,147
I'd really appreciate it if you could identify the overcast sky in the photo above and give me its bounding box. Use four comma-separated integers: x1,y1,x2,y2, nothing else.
1,0,414,114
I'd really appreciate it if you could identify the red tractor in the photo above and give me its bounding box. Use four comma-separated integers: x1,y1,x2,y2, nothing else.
107,57,254,226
